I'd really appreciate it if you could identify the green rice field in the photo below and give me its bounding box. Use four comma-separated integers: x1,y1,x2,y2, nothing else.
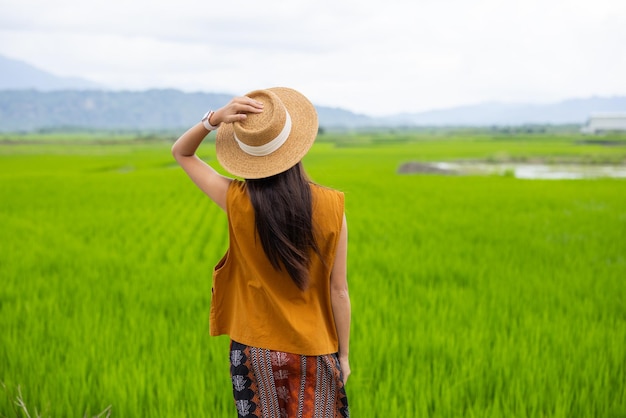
1,131,625,417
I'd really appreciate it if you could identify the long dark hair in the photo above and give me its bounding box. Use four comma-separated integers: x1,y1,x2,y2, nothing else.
246,162,320,290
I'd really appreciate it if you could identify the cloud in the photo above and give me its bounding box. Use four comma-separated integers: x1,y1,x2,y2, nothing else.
1,0,625,114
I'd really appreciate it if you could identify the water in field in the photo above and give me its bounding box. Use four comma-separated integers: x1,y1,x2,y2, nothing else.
408,161,626,179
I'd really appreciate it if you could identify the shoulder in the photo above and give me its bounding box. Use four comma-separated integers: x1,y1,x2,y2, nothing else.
227,179,247,197
226,179,249,209
311,182,343,199
311,183,344,213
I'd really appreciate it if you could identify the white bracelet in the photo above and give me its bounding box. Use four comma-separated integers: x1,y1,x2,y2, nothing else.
201,110,220,131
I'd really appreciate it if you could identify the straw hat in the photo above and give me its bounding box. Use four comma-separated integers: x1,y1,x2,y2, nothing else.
215,87,318,179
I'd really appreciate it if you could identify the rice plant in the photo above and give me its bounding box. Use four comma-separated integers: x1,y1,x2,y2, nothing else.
1,133,625,417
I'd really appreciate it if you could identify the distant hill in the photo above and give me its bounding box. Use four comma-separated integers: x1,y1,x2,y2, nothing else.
0,55,103,91
0,54,374,131
1,54,625,130
0,89,232,131
387,96,626,126
2,89,623,132
0,89,375,131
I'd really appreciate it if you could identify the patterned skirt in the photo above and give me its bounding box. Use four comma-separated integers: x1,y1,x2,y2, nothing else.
229,340,349,418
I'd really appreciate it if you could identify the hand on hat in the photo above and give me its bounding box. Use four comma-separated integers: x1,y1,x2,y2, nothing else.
212,97,264,126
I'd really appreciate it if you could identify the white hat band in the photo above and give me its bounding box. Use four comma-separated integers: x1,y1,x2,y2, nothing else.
234,111,292,157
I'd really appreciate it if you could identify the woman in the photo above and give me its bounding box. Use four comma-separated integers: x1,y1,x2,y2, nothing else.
171,87,350,418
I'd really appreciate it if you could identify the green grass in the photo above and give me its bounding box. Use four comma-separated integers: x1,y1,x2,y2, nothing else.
1,132,625,417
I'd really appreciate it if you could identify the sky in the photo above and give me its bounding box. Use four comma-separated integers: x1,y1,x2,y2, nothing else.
0,0,625,116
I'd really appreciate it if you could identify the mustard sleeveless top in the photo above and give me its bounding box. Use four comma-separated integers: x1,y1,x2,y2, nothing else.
209,180,345,356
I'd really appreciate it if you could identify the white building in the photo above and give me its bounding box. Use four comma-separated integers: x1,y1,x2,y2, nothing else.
581,113,626,134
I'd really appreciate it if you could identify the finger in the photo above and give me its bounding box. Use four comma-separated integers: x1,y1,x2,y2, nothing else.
341,368,350,384
232,102,263,114
231,96,264,109
240,97,264,108
228,114,248,123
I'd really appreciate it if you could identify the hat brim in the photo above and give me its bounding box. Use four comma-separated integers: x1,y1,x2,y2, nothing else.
215,87,318,179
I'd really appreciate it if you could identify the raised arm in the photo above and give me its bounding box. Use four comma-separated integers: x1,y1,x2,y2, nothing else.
330,214,351,384
171,96,263,211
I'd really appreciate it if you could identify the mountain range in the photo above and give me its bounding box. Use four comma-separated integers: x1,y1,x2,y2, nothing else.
1,54,625,131
0,54,103,91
